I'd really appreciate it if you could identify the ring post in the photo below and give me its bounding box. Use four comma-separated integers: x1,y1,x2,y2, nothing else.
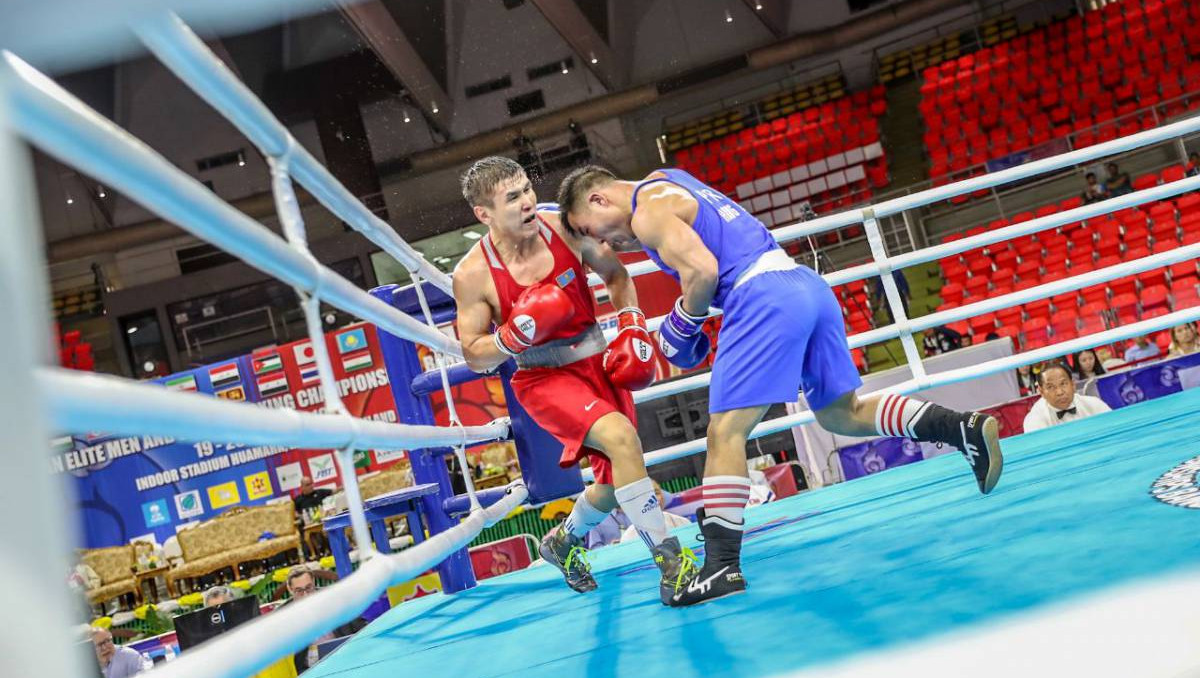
370,283,477,593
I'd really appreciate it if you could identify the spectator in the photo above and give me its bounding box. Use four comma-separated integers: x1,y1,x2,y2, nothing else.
1095,345,1124,370
286,565,367,674
1081,172,1108,204
294,476,332,518
923,325,964,356
203,585,235,607
91,628,145,678
1016,363,1038,396
1071,348,1106,380
1023,362,1111,432
1168,322,1200,356
1123,335,1161,363
871,270,911,323
1105,162,1133,197
294,476,332,557
1187,152,1200,178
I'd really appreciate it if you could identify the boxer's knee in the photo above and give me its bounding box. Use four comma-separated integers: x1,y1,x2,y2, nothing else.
585,412,642,464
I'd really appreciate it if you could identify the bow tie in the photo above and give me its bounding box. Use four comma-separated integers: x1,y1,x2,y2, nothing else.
1055,407,1077,420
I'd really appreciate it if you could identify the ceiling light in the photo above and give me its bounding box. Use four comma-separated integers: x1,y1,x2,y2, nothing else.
97,185,106,198
589,52,598,64
403,109,411,123
462,230,483,240
66,196,74,205
431,102,439,113
725,9,733,22
562,61,570,74
755,2,762,9
237,150,246,167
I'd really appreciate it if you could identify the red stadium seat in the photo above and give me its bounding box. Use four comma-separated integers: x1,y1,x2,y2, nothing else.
1142,284,1171,313
1110,292,1140,324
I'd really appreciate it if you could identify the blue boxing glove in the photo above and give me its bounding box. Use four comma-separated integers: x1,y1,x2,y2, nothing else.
657,298,711,369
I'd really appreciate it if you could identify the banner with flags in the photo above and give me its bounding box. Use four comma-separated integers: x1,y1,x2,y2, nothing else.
60,355,292,548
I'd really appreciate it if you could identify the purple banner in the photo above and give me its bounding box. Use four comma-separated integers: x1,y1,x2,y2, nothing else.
839,438,926,480
1096,352,1200,409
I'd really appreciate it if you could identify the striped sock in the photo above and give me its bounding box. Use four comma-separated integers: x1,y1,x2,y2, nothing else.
563,492,609,539
614,477,668,548
702,475,751,531
874,393,933,438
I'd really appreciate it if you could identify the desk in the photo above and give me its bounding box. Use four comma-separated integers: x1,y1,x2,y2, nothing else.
322,484,440,579
474,473,510,490
301,523,329,558
133,566,172,605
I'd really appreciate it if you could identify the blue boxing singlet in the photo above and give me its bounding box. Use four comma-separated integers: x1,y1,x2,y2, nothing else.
632,168,779,309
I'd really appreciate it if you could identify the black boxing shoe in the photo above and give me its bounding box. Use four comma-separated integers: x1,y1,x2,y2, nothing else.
651,536,697,605
955,411,1004,494
538,523,597,593
668,509,746,607
913,404,1004,494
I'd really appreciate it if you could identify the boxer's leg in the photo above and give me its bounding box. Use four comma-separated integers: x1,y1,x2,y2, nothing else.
813,390,1003,494
583,412,668,548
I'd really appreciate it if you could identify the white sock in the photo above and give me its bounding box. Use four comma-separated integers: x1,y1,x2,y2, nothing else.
613,477,668,548
874,393,932,438
702,475,750,531
562,491,609,539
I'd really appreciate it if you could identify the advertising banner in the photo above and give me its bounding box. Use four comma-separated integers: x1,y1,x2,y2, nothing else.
1096,352,1200,408
61,356,294,547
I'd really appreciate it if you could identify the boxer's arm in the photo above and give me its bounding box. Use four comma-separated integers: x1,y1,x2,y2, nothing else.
578,237,638,311
452,256,509,373
632,201,717,316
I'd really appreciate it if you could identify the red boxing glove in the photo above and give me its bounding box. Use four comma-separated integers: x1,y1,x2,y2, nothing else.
495,283,576,356
603,308,657,391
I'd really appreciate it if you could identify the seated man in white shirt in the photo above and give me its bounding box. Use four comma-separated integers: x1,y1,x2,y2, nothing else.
1123,335,1161,363
1023,361,1111,432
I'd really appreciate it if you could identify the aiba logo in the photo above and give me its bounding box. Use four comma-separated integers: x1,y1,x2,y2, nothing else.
1150,455,1200,509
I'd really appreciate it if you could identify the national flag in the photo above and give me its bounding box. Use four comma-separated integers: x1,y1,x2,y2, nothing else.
555,268,576,288
252,352,282,375
336,328,368,355
209,362,241,387
164,374,197,392
342,351,373,372
257,373,289,396
300,365,320,385
293,342,315,366
216,386,246,401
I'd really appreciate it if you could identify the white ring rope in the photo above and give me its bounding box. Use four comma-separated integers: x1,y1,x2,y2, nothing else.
633,171,1200,404
133,11,452,294
40,369,509,452
411,274,482,510
0,51,460,357
151,481,527,678
269,150,377,557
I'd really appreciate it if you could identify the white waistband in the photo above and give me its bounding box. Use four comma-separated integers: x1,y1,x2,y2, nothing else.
732,248,800,290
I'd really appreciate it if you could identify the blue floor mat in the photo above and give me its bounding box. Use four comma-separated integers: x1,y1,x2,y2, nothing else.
306,388,1200,678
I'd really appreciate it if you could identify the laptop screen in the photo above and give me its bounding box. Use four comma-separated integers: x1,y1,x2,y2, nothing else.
173,597,260,652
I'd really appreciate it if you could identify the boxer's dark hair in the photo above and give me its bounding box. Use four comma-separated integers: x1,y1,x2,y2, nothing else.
557,165,617,236
1036,361,1073,386
461,156,525,207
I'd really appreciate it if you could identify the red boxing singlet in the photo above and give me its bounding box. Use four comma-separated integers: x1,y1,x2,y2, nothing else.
480,214,597,337
479,213,633,486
